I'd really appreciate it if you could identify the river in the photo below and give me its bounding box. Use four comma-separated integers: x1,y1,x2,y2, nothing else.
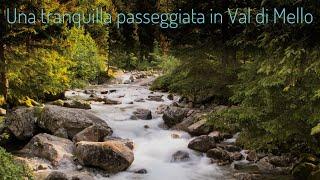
66,73,234,180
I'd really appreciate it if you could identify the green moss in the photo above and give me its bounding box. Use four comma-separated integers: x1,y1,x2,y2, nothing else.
52,99,64,107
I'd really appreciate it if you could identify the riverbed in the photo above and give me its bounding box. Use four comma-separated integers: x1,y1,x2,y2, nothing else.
66,73,234,180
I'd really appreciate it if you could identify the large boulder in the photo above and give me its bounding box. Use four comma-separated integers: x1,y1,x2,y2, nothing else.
188,135,216,153
246,150,258,162
104,137,134,150
38,105,111,139
187,118,212,136
5,107,39,140
130,109,152,120
75,141,134,173
163,106,190,128
207,148,231,162
104,98,121,105
208,131,223,142
19,133,74,166
172,113,199,131
73,125,113,142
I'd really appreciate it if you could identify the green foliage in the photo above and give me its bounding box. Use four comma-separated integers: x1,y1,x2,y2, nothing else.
7,47,71,102
65,27,106,86
0,147,33,180
152,45,237,104
209,34,320,154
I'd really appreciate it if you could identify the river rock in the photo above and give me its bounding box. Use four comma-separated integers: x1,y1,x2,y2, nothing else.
171,150,190,162
171,133,180,139
19,133,74,166
54,128,69,139
104,98,121,105
109,89,117,93
221,132,233,139
231,152,243,161
233,162,260,171
104,137,134,150
233,172,262,180
268,155,293,167
63,100,91,110
163,106,190,128
207,148,231,162
172,113,200,131
6,107,38,140
75,141,134,173
217,143,241,152
73,125,113,142
167,94,174,100
156,104,168,114
208,131,223,141
101,90,108,94
131,109,152,120
187,118,212,136
0,108,6,116
69,172,95,180
246,151,258,162
39,105,111,139
84,90,95,95
134,98,145,102
188,135,216,153
134,169,148,174
86,95,106,102
45,171,68,180
147,95,164,102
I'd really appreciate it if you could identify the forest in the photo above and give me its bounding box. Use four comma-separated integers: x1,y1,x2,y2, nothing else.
0,0,320,180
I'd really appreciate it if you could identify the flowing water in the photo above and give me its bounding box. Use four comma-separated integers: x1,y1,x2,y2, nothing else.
66,73,234,180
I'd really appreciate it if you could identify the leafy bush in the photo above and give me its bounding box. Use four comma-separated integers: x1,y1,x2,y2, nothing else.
7,47,71,103
3,27,108,104
208,46,320,154
0,147,33,179
65,27,106,86
152,55,237,104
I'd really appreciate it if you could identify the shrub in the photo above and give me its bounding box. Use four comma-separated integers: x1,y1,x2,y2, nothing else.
65,27,106,86
0,147,33,179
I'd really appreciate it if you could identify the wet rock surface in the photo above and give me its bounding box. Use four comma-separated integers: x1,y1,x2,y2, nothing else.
39,105,111,139
130,109,152,120
188,135,216,153
72,125,113,142
187,118,212,136
19,133,74,166
75,141,134,173
171,150,190,162
6,107,38,140
163,106,190,128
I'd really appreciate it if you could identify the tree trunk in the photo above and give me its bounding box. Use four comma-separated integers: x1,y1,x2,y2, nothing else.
0,4,9,108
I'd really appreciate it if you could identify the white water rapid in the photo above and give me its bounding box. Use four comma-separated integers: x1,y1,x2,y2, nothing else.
66,73,234,180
